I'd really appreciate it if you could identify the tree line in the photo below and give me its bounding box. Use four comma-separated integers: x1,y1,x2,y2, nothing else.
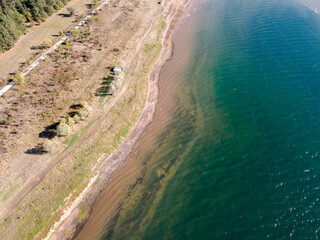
0,0,71,53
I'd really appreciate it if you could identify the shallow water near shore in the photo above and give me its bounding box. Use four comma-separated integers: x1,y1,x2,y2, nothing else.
80,0,320,239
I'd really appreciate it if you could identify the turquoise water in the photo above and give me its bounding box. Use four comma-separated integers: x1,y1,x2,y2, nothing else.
102,0,320,239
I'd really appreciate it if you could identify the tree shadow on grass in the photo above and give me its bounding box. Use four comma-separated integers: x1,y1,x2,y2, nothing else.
39,122,59,139
20,62,27,68
95,76,113,97
70,104,82,110
68,111,79,117
57,13,72,18
86,3,94,9
30,45,48,50
25,144,46,155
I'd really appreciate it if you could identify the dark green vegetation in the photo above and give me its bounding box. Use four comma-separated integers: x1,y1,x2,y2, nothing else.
0,0,71,53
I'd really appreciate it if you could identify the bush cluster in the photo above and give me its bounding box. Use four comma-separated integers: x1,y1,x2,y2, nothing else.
43,138,58,152
56,101,91,137
108,62,126,94
109,72,124,94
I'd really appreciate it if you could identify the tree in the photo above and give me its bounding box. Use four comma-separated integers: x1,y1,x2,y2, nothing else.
70,27,79,35
57,123,71,136
43,139,58,152
108,82,116,95
0,23,13,51
44,5,54,16
67,7,75,17
43,37,53,48
93,0,99,6
78,109,88,120
13,73,24,84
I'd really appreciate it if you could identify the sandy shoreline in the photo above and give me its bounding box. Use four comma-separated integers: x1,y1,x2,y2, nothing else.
45,0,193,238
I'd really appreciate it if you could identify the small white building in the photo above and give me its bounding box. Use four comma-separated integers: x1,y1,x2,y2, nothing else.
113,67,122,72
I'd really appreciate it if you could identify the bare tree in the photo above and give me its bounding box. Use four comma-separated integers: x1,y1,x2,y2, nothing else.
67,7,75,17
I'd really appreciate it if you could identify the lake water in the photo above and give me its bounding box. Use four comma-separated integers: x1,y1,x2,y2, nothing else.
82,0,320,239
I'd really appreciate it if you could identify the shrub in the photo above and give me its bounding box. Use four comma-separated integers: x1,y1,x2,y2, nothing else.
67,7,75,17
43,38,53,48
114,75,123,88
62,39,70,48
114,71,124,77
59,117,67,125
115,80,122,88
93,0,99,6
78,110,88,120
108,83,116,94
74,115,81,123
14,74,25,85
71,28,80,36
57,123,71,136
43,139,58,152
87,15,99,22
0,119,8,125
79,101,92,112
114,74,124,81
66,116,75,125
